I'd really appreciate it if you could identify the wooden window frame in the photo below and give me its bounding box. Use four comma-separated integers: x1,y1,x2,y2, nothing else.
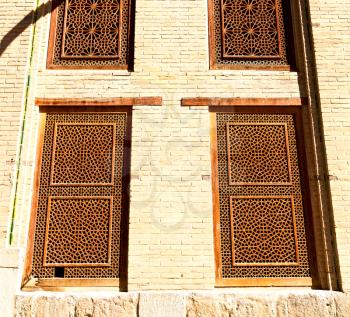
22,97,162,291
182,97,319,287
47,0,135,70
209,100,319,287
208,0,297,70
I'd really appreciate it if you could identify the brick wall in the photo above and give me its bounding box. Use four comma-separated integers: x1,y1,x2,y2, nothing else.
0,0,35,245
308,0,350,291
0,0,348,293
30,0,301,290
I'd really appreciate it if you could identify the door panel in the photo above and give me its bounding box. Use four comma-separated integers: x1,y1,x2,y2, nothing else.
212,109,312,285
31,111,129,282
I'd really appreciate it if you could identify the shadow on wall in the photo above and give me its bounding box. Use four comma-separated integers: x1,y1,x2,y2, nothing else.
0,0,63,56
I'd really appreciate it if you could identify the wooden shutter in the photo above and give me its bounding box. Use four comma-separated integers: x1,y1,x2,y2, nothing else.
211,107,314,286
29,108,131,286
209,0,293,68
47,0,133,69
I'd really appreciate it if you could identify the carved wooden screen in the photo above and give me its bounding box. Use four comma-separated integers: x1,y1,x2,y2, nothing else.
30,109,130,284
211,108,313,286
209,0,292,68
47,0,133,69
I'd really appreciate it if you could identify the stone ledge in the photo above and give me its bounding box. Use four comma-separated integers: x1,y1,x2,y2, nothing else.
15,289,350,317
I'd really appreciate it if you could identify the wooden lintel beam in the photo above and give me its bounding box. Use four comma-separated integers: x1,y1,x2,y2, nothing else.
35,97,163,107
181,97,307,107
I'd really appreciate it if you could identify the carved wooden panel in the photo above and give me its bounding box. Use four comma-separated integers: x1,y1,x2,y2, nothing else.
51,124,116,186
227,123,292,185
61,0,121,59
43,196,113,267
32,112,128,279
230,196,299,266
221,0,281,59
48,0,132,68
215,112,311,280
210,0,289,67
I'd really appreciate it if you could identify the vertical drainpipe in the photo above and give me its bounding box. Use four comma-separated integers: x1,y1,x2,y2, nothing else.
7,0,40,245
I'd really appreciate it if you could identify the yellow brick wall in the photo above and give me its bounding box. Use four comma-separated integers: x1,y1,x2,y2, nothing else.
308,0,350,291
0,0,35,245
30,0,301,290
0,0,348,292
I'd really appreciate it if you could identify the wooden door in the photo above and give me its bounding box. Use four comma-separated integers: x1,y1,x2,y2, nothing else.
211,107,314,286
28,108,131,287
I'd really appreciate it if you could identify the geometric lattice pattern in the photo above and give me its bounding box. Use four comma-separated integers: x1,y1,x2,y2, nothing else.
32,112,127,279
62,0,120,58
221,0,281,58
230,196,298,266
43,197,112,266
227,123,291,185
211,0,288,66
49,0,131,67
51,124,115,185
216,113,310,279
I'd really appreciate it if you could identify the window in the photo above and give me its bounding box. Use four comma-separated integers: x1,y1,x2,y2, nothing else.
23,103,132,288
47,0,134,69
208,0,295,69
210,105,317,286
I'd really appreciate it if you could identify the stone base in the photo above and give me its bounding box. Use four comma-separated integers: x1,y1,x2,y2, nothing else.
15,289,350,317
